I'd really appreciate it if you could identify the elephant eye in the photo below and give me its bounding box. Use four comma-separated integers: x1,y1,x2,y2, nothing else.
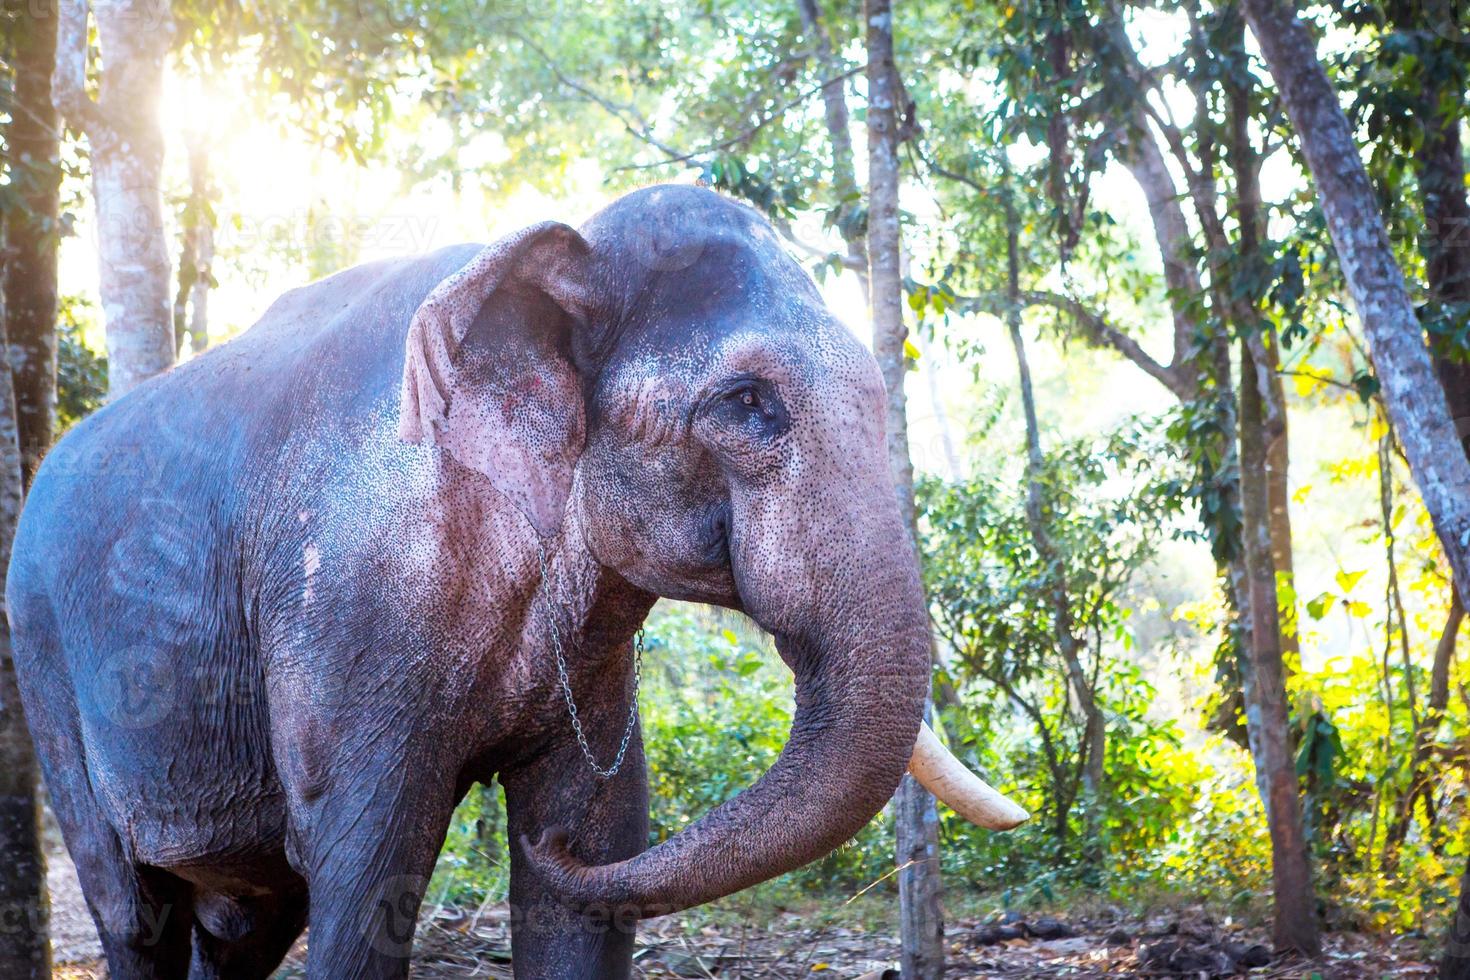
705,377,788,442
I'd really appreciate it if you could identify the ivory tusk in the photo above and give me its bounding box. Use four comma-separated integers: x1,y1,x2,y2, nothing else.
908,721,1029,831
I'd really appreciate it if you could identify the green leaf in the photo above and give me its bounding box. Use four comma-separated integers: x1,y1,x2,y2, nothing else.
1305,592,1337,620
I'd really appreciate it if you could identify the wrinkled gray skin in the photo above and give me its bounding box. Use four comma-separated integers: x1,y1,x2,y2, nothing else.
8,186,931,979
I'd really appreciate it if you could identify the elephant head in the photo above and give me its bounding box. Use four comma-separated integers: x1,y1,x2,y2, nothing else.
399,184,1025,916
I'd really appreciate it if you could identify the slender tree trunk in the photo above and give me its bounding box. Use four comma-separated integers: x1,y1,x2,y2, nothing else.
1239,340,1320,955
0,431,43,980
1002,178,1104,843
796,0,869,293
0,249,47,980
1240,0,1470,602
5,0,61,486
189,220,213,356
173,136,213,356
1411,33,1470,448
1262,335,1297,659
0,6,59,975
173,224,198,355
1222,9,1301,674
866,2,942,976
1223,57,1317,952
53,0,175,399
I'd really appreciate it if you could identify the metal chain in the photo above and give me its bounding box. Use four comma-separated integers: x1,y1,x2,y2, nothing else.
536,542,644,778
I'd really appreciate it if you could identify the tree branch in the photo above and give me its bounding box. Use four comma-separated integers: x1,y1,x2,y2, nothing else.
957,288,1187,398
613,65,865,172
52,0,105,137
1113,113,1204,386
510,31,685,161
772,216,862,269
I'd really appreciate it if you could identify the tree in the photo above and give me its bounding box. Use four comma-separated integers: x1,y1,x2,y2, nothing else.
5,0,61,485
0,343,43,979
914,0,1319,951
53,0,175,398
921,423,1185,851
1234,0,1470,969
866,1,943,975
173,132,213,357
0,3,60,974
1001,171,1104,855
1238,335,1318,953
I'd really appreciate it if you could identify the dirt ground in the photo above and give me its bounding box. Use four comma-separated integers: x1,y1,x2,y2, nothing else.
46,845,1432,979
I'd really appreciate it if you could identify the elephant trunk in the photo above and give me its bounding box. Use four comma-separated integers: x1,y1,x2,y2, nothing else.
522,545,933,916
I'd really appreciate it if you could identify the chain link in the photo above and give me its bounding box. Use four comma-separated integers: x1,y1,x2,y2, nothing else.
536,542,644,778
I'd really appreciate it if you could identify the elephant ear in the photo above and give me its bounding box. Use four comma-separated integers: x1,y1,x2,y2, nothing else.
399,222,594,536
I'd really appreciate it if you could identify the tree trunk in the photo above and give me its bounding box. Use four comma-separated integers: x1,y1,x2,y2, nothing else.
1221,11,1301,675
1239,340,1320,955
866,2,943,976
1240,0,1470,603
1223,60,1317,943
53,0,175,399
0,428,43,980
1264,338,1297,658
1002,177,1104,842
189,217,213,356
5,0,61,486
796,0,869,292
173,135,213,357
1411,30,1470,449
0,246,47,980
0,6,59,974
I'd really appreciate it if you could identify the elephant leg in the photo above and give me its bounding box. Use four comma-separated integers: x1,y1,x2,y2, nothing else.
64,815,193,980
296,748,458,980
501,729,649,980
14,608,194,978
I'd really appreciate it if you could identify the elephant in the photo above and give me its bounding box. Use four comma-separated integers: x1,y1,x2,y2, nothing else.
7,184,1025,979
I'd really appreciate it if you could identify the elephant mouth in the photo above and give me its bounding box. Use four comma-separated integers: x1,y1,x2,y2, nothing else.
700,501,731,567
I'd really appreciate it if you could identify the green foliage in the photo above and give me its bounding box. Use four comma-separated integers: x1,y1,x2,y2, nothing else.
919,419,1196,870
56,296,107,433
428,783,510,909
